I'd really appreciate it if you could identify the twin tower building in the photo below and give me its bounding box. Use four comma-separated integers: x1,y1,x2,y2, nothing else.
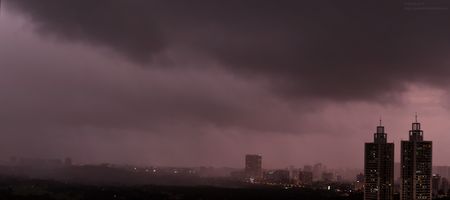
364,117,432,200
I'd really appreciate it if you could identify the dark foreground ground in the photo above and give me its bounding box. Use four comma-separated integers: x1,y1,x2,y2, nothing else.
0,177,363,200
3,177,450,200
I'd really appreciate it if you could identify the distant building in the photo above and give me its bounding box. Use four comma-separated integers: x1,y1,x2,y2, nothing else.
364,122,394,200
441,178,449,196
299,170,313,185
265,170,290,184
433,174,442,198
322,172,334,182
313,163,325,181
303,165,313,172
288,166,299,182
357,173,365,182
245,154,262,180
336,175,343,183
400,117,432,200
355,173,365,191
434,166,450,180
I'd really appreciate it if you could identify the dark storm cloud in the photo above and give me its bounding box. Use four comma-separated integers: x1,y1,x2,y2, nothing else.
7,0,166,63
5,1,450,168
7,0,450,101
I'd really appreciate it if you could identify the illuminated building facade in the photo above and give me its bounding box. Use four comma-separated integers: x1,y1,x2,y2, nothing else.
401,118,432,200
364,123,394,200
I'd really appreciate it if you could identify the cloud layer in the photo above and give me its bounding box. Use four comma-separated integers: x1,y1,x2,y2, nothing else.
7,0,450,102
2,1,450,168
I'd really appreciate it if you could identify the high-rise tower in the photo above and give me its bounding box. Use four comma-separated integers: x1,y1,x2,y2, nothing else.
400,115,432,200
364,121,395,200
245,154,262,180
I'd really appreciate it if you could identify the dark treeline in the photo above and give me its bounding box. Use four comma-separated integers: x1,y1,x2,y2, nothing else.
0,165,234,187
0,176,362,200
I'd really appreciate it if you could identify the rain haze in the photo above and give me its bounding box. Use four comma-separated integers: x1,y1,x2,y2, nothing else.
1,0,450,169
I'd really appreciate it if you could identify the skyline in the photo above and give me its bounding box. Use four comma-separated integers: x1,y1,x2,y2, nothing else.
2,0,450,169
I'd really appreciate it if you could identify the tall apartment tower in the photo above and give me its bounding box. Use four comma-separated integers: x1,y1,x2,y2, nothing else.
364,122,395,200
245,154,262,180
401,116,432,200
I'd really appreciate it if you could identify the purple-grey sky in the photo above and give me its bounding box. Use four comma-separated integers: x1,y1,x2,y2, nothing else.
1,0,450,169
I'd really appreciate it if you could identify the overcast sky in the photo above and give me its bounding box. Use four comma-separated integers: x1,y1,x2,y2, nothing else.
1,0,450,169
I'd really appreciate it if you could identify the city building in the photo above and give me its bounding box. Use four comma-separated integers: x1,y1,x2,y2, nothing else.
299,170,313,185
364,122,394,200
264,169,290,184
313,163,325,181
355,173,365,191
322,172,334,182
433,174,442,198
441,178,449,196
303,165,313,172
434,166,450,180
245,154,262,180
337,175,343,183
288,166,299,182
400,116,432,200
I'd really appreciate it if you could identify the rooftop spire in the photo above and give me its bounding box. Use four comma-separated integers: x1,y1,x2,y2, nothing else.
374,120,387,143
410,112,423,141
